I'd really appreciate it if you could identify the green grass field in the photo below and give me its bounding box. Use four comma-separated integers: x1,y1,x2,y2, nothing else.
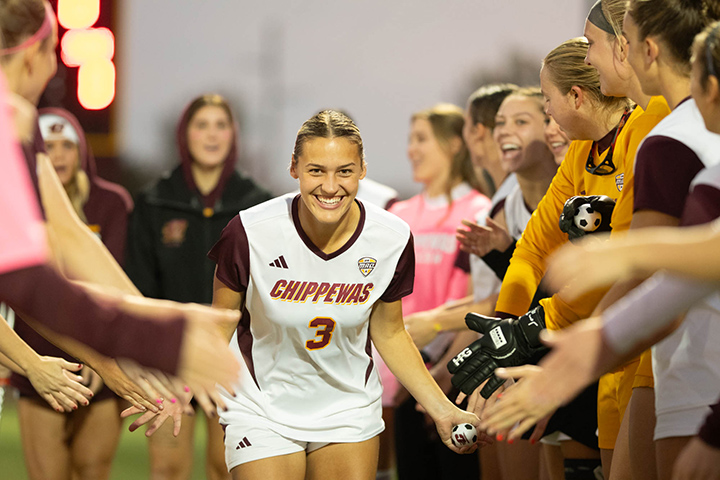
0,388,212,479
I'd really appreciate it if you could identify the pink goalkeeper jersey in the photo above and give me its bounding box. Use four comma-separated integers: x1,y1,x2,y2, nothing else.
0,71,48,275
389,183,491,315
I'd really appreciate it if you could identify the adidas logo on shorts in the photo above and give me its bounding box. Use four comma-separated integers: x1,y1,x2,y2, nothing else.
236,436,252,449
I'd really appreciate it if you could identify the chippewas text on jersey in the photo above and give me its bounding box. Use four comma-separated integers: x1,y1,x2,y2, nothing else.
269,280,374,305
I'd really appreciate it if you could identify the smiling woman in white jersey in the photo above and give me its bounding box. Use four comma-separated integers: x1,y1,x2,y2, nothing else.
209,110,479,480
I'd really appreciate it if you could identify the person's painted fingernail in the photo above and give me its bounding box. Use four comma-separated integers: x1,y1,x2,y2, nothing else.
530,438,536,445
170,398,176,404
184,386,190,393
156,398,163,404
496,434,504,441
508,439,514,445
497,393,503,399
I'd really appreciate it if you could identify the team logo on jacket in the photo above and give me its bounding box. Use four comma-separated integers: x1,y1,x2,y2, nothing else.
358,257,377,277
161,219,188,247
615,173,624,192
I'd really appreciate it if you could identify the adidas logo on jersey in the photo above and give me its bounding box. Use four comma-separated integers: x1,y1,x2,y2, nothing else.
236,436,252,449
269,255,288,269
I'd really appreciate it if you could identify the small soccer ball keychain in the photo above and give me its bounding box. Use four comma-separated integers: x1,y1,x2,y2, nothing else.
451,423,478,447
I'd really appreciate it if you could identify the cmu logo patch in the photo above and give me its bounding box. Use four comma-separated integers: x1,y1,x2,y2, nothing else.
358,257,377,277
615,173,624,192
161,219,188,247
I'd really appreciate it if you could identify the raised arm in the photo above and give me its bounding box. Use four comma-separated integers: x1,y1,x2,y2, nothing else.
546,219,720,299
37,154,140,293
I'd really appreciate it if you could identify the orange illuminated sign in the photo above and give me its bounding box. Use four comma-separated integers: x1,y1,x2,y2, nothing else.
58,0,100,29
58,1,115,110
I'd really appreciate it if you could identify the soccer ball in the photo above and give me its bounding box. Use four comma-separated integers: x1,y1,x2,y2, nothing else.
451,423,478,447
574,204,602,232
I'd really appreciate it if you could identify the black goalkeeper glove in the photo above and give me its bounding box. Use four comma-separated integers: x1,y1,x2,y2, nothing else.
448,306,548,398
558,195,615,241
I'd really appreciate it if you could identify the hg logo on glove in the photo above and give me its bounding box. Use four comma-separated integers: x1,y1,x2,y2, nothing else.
451,347,473,367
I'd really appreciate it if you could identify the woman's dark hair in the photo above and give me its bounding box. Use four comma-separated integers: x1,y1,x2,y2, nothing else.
466,84,519,129
693,20,720,89
628,0,720,71
293,110,364,162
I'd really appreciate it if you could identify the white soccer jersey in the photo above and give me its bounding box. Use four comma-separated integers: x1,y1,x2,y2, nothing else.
469,175,521,302
636,99,720,171
503,185,533,240
209,194,414,442
640,101,720,439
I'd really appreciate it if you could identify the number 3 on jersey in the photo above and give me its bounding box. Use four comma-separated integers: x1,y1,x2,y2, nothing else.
306,317,336,350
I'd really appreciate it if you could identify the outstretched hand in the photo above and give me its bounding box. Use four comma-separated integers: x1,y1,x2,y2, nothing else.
26,356,92,412
432,405,483,454
546,234,628,301
480,318,614,439
106,294,240,417
121,388,194,437
456,217,512,258
95,358,164,413
177,304,240,416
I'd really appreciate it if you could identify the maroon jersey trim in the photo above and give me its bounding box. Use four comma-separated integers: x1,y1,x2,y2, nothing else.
236,305,260,390
680,184,720,227
634,135,705,218
380,235,415,303
364,331,374,386
208,214,250,292
489,198,506,219
291,195,366,261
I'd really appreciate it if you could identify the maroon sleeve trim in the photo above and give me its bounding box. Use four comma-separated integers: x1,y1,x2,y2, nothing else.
699,400,720,449
680,184,720,227
380,234,415,303
490,199,506,219
208,215,249,292
455,250,470,273
0,265,185,374
634,135,705,218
